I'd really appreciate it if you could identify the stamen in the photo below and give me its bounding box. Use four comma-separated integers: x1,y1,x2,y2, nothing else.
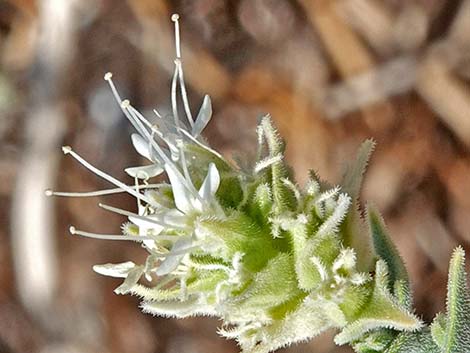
155,246,198,257
171,14,181,59
104,74,148,137
98,203,186,230
125,106,177,166
45,184,165,198
69,225,155,241
178,144,193,189
128,105,153,130
62,146,154,205
135,177,142,210
176,60,194,128
177,128,223,159
171,63,180,130
153,109,163,119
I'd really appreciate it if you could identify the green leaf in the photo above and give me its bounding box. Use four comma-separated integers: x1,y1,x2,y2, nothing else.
340,140,376,272
351,329,396,353
195,212,276,271
234,253,300,310
384,329,440,353
430,313,446,349
367,205,411,308
443,246,470,352
259,115,296,213
247,183,273,227
335,260,422,345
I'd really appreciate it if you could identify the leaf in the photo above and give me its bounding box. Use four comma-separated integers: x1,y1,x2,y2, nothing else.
442,246,470,352
367,205,411,308
234,253,300,310
195,212,276,271
235,296,345,353
247,183,272,226
430,313,446,349
384,329,440,353
316,193,351,237
141,295,217,318
335,260,422,345
259,115,296,213
351,329,396,353
342,139,376,200
340,140,376,272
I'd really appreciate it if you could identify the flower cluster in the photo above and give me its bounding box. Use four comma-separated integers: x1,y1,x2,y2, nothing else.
47,14,470,353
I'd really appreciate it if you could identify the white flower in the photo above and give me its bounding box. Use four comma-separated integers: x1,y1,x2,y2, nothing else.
46,14,223,287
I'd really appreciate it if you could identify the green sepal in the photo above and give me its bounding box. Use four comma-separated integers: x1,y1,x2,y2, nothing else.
442,247,470,352
430,312,446,349
367,205,411,308
351,329,396,353
129,270,227,302
340,140,376,272
339,282,374,321
216,173,244,209
335,260,422,345
233,253,301,310
384,329,440,353
246,183,273,227
195,212,276,271
259,115,297,214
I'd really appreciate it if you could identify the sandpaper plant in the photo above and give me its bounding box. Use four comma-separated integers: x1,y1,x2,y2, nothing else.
46,14,470,353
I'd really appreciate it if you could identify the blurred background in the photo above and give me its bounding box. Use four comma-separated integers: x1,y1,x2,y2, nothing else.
1,0,470,352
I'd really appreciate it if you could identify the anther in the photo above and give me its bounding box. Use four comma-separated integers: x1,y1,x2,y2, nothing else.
62,146,72,154
45,189,53,197
69,225,76,235
121,99,130,108
171,13,180,22
104,72,113,81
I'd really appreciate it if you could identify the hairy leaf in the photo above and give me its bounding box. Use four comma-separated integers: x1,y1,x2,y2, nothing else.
367,205,411,308
442,247,470,352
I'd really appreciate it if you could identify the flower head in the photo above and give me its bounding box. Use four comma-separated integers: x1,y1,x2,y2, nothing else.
47,14,423,353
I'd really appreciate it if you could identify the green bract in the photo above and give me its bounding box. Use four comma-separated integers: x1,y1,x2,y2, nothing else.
47,14,470,353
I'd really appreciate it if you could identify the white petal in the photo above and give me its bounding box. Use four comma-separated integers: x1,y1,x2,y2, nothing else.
156,237,192,276
114,266,144,294
192,95,212,137
165,163,193,214
128,216,165,234
93,261,136,278
198,163,220,200
125,164,164,179
153,209,186,228
131,133,152,161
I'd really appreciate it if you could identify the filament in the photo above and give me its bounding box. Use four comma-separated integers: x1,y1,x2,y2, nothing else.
98,203,186,230
45,184,165,198
62,146,153,205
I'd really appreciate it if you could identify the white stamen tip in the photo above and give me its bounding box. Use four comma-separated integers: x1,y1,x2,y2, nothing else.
121,99,130,108
62,146,72,154
45,189,53,197
104,72,113,81
171,14,180,22
69,226,77,235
